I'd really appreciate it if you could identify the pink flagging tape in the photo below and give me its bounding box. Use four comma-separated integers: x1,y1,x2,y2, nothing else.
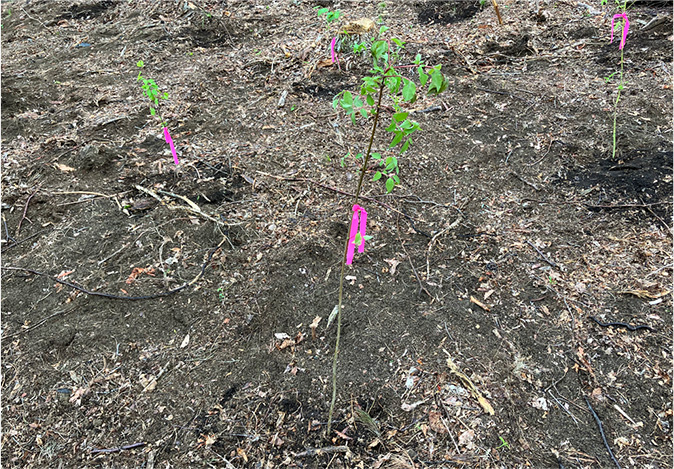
610,13,629,50
346,204,367,265
163,127,179,165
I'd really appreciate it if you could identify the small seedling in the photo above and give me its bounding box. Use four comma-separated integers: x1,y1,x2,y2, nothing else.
136,61,169,127
352,41,367,55
496,436,510,449
315,7,342,25
136,61,179,165
326,32,448,438
602,0,630,159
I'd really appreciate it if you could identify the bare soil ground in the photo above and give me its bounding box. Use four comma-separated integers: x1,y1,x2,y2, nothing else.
1,0,672,468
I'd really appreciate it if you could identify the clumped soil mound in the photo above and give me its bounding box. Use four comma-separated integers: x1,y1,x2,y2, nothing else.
2,1,672,468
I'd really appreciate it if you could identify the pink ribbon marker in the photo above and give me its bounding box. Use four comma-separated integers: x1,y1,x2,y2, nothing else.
346,204,367,265
163,127,179,165
610,13,629,50
330,37,339,65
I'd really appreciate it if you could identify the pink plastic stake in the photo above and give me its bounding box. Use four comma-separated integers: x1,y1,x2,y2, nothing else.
610,13,629,50
163,127,180,165
346,204,367,265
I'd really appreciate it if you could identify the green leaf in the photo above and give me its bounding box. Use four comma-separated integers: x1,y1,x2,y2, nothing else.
418,66,428,86
378,25,389,36
371,41,388,62
401,138,412,153
392,174,400,183
372,171,382,181
413,53,422,65
402,79,416,103
390,131,404,148
371,64,385,75
150,107,156,115
392,37,405,48
371,152,381,159
393,112,408,122
386,121,397,132
356,153,364,159
385,178,395,193
137,60,144,68
353,232,363,246
162,92,169,99
428,69,449,95
363,235,373,241
327,10,341,23
360,108,368,118
354,96,363,108
366,94,375,106
386,76,401,94
430,69,443,92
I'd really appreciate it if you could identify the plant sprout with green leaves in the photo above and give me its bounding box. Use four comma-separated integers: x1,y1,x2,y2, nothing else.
136,60,169,128
326,33,448,438
497,436,510,450
315,6,341,25
602,0,631,158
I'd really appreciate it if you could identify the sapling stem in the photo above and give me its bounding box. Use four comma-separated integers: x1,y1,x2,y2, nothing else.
327,78,386,439
612,47,624,159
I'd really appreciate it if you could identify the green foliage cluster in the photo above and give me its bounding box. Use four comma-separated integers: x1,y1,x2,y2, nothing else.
136,60,169,127
601,0,631,158
315,6,341,24
332,38,448,193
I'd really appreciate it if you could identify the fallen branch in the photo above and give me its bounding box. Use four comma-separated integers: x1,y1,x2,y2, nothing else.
400,239,433,299
526,240,558,268
91,442,146,454
1,228,52,253
1,305,81,340
443,349,494,415
16,187,40,238
509,171,541,191
294,446,350,458
134,184,223,224
584,397,621,469
2,214,17,244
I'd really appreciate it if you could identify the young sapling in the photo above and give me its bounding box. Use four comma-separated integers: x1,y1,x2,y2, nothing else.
136,60,179,165
326,34,448,438
602,0,630,159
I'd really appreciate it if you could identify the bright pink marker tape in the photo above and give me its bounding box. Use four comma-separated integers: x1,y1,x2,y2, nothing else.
610,13,629,50
346,204,367,265
330,37,339,65
163,127,179,165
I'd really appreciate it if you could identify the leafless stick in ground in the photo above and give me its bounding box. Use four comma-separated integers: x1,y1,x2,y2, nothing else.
15,187,40,238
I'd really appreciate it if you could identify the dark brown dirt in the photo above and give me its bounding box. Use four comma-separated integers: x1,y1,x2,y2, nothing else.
1,1,672,468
